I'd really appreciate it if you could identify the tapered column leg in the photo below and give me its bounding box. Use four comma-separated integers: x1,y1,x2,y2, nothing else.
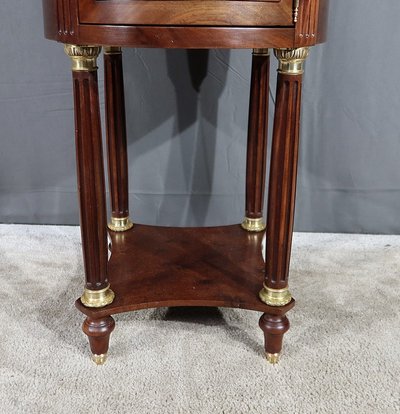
104,47,133,232
259,314,290,364
83,316,115,365
65,44,115,363
259,47,310,363
241,49,270,232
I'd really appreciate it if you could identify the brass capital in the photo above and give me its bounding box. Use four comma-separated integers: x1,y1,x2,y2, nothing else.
252,48,269,56
104,46,122,55
64,44,101,72
81,284,115,308
259,284,292,306
241,217,266,232
108,216,134,232
274,47,310,75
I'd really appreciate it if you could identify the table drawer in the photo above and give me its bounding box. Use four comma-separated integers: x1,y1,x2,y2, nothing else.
78,0,294,27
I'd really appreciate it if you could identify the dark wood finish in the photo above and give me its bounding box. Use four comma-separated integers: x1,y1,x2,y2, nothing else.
245,51,270,220
72,69,109,291
104,50,130,220
76,224,295,361
82,316,115,356
43,0,327,49
296,0,329,45
316,0,329,44
78,26,295,50
259,313,290,355
42,0,328,362
76,224,297,318
257,68,304,356
265,73,303,290
79,0,293,27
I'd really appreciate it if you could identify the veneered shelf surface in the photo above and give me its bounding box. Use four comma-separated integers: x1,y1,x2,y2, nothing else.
76,224,294,318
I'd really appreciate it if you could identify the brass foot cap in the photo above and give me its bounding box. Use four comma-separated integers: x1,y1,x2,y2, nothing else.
259,285,292,307
266,352,280,364
81,285,115,308
108,216,134,232
241,217,266,232
92,354,107,365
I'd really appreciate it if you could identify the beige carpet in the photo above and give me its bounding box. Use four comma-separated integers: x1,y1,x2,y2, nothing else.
0,224,399,413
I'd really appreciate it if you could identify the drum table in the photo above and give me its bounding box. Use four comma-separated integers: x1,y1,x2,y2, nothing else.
42,0,328,364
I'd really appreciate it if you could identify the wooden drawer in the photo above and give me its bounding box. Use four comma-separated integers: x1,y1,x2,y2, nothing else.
78,0,294,27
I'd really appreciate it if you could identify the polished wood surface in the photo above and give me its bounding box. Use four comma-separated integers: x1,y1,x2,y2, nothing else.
76,224,295,318
43,0,328,48
105,224,267,313
259,313,290,356
104,49,130,220
79,0,293,27
245,51,270,221
42,0,328,362
72,69,109,291
296,0,329,44
83,316,115,357
265,72,303,290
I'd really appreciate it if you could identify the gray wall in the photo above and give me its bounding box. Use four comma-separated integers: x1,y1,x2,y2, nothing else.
1,1,400,233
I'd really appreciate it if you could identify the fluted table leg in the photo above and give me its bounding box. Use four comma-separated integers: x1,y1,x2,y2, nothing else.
242,48,270,233
65,44,115,364
259,47,310,363
104,46,133,232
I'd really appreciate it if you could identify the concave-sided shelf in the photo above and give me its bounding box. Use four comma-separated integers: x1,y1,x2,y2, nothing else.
76,224,293,318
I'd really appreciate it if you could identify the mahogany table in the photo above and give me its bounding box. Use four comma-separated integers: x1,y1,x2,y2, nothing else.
42,0,328,365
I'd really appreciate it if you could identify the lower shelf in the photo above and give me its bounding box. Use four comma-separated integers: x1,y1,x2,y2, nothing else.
76,224,294,318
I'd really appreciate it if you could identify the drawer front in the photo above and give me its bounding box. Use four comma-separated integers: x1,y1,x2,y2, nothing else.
78,0,294,27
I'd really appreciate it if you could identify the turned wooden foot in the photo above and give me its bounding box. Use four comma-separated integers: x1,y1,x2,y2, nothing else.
259,313,290,364
83,316,116,365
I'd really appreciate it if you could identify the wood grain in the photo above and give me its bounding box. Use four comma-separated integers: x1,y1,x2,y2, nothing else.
42,0,328,361
43,0,327,48
78,26,296,49
245,51,270,220
83,316,115,356
104,50,130,220
79,0,293,27
72,70,109,291
259,313,290,355
76,224,295,318
265,73,303,290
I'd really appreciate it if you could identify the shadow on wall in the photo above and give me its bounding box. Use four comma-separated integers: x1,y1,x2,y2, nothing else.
122,49,230,226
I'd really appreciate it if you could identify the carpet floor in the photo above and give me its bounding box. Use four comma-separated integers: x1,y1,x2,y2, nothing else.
0,224,399,413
